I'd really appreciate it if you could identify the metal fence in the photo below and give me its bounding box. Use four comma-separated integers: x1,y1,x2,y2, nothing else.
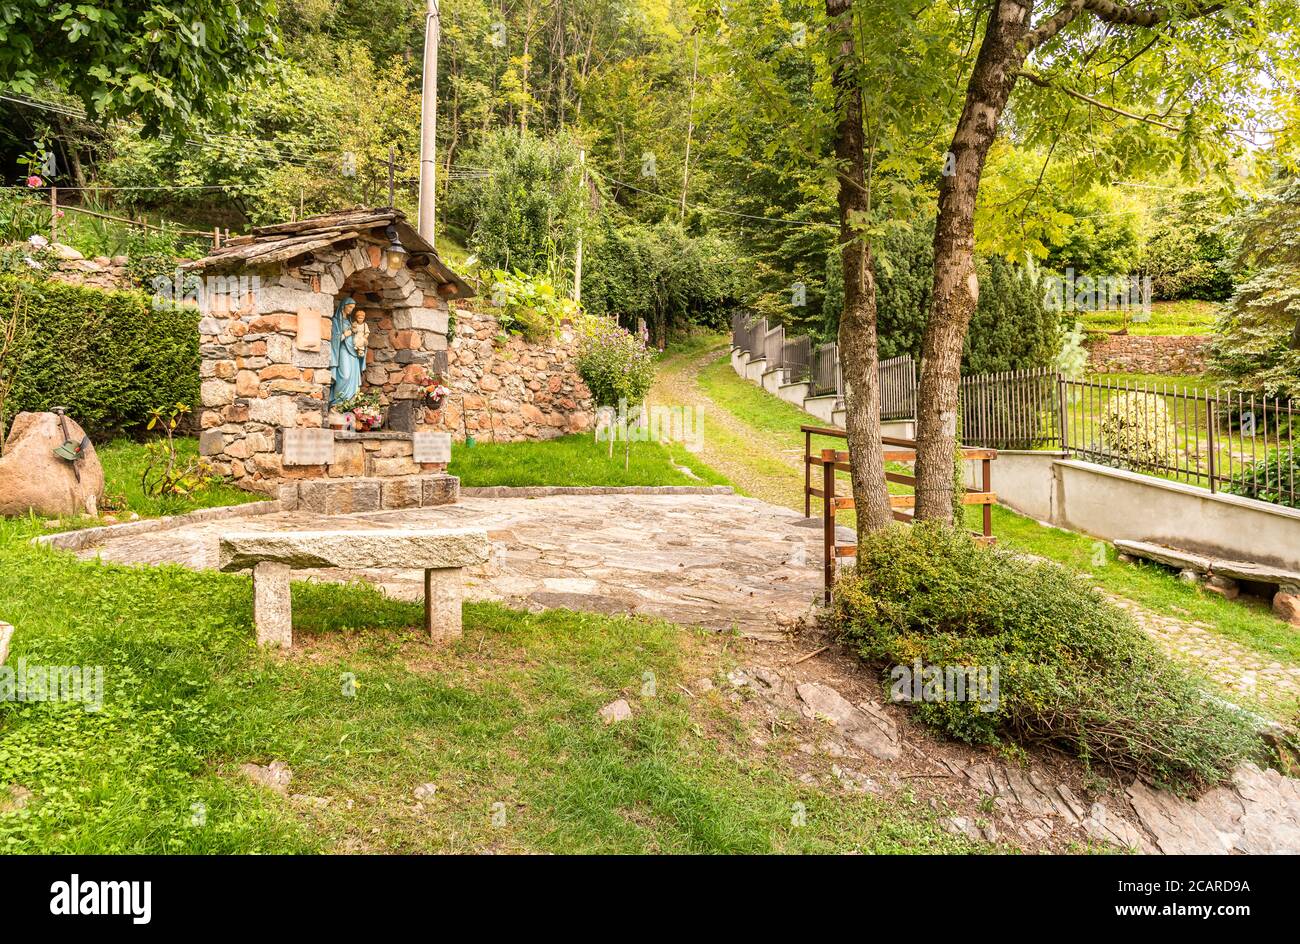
959,370,1299,507
878,354,918,422
784,335,812,384
811,342,842,400
763,323,785,373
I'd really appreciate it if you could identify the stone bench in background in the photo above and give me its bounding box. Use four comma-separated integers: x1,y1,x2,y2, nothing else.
218,529,490,647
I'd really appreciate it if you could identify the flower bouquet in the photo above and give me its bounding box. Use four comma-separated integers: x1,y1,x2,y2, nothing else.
338,389,385,431
413,367,451,411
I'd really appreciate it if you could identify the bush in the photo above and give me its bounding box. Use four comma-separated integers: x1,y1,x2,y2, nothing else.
0,275,199,441
1099,391,1177,473
1228,446,1300,508
832,523,1260,790
575,319,656,408
487,269,577,342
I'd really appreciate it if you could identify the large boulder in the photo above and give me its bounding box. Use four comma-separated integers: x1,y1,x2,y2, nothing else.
0,412,105,517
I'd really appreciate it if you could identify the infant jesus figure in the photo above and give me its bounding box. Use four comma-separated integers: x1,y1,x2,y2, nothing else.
343,307,371,358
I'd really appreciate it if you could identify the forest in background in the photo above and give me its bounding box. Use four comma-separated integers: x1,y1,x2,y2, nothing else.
0,0,1296,393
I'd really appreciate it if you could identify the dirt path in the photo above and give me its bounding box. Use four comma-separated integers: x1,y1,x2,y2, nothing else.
652,343,810,509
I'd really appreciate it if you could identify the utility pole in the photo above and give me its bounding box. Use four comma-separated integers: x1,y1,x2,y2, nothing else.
417,0,441,243
388,145,396,207
573,149,585,304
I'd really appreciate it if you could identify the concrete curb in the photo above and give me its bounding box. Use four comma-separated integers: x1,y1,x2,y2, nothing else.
460,485,734,498
32,499,286,552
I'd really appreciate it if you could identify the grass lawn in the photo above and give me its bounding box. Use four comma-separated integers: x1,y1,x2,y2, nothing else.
97,437,265,518
0,459,973,854
1080,299,1220,336
447,433,728,488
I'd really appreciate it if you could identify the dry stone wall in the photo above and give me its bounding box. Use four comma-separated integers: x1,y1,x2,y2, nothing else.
1086,334,1211,374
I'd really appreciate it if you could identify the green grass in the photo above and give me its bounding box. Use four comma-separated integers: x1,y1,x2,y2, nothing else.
97,437,264,519
3,425,982,853
0,508,974,853
1080,299,1220,336
447,433,728,488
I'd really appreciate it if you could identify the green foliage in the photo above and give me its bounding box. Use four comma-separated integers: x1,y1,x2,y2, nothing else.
1209,176,1300,400
824,221,1058,372
0,0,280,133
582,220,745,345
449,128,587,281
0,189,50,244
575,319,656,408
0,275,199,440
1140,197,1236,302
1228,446,1300,508
1044,188,1142,277
487,268,577,342
141,402,215,498
832,523,1261,790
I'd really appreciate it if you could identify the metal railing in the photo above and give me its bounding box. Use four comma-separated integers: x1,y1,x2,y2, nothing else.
878,354,917,422
958,370,1298,508
811,342,842,400
783,335,812,384
763,323,785,373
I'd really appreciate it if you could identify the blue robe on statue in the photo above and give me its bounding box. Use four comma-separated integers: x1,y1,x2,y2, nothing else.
329,296,364,407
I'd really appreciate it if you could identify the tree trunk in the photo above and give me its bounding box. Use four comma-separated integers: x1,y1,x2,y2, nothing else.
827,0,891,540
913,0,1033,522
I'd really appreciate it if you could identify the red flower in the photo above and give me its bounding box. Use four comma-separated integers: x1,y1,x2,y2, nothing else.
25,175,43,188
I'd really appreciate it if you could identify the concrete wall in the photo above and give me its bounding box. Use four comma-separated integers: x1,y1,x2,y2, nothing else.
968,451,1300,570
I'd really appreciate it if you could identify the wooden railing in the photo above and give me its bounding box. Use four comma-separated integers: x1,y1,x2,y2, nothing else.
802,424,997,602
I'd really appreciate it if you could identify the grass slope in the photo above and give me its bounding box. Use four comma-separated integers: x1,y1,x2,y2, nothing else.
447,433,727,488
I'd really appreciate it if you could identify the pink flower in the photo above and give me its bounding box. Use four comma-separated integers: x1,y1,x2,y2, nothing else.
25,175,43,188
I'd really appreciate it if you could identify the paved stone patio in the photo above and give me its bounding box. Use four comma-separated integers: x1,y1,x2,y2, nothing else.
78,494,846,640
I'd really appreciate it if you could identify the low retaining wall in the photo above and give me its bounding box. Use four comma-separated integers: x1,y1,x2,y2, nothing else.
974,451,1300,571
1085,334,1211,374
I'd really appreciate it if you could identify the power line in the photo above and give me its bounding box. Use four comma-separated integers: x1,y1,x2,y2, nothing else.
588,167,834,228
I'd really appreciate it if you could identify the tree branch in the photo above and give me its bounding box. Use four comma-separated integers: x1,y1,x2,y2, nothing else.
1025,0,1225,52
1018,69,1183,130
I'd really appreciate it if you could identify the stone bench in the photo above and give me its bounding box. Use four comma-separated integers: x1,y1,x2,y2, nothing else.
218,529,490,648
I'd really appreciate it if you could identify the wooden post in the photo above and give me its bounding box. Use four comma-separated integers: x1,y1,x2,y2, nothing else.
804,429,811,517
981,456,992,539
50,187,58,243
822,448,836,604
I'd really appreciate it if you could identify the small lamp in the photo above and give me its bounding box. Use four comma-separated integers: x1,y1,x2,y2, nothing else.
384,224,407,271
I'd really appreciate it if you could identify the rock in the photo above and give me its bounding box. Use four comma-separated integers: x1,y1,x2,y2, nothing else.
599,698,632,724
796,681,900,760
944,816,984,842
726,669,750,688
218,528,490,572
0,412,104,517
695,677,714,693
51,242,83,261
1273,587,1300,627
1205,575,1240,600
414,782,438,802
1081,802,1150,852
238,760,293,794
1178,568,1202,585
0,785,32,813
0,621,11,666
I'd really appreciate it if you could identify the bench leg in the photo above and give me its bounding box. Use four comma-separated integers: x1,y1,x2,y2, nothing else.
253,561,293,648
424,566,463,643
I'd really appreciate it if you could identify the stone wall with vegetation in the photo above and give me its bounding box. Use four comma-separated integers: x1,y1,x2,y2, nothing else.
1086,334,1211,374
435,305,594,442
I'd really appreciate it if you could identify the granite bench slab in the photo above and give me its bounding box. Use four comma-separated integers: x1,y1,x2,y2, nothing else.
218,529,490,648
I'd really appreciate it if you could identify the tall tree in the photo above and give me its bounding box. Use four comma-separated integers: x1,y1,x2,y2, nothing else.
912,0,1297,521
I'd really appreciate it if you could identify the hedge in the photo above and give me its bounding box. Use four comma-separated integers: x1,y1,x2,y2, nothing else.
1,275,199,441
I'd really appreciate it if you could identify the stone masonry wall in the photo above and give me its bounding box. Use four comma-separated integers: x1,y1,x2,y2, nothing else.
434,306,595,442
1086,334,1211,374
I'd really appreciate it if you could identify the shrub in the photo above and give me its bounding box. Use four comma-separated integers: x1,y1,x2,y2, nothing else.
831,523,1260,790
1228,446,1300,508
487,268,577,342
575,319,656,408
0,275,199,441
1099,391,1176,473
